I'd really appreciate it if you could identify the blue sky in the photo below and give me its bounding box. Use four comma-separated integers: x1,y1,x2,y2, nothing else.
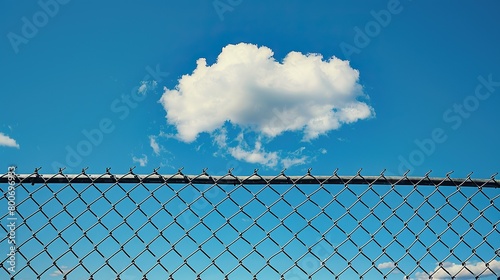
1,0,500,279
1,0,500,177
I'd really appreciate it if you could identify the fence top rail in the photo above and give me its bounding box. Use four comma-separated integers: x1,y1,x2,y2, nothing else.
0,170,498,188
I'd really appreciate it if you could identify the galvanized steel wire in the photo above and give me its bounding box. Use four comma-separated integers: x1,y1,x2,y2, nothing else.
1,168,499,279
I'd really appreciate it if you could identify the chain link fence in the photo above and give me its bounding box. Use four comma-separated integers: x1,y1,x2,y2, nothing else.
1,168,499,279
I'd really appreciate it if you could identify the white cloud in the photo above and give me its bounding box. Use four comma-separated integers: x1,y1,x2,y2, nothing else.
281,147,309,168
319,148,328,154
160,42,373,143
49,266,70,277
414,260,500,280
195,143,204,151
281,156,308,168
212,130,309,168
291,146,306,156
149,136,161,156
213,127,228,149
132,154,148,167
0,132,20,148
138,80,158,95
229,140,279,167
378,261,396,269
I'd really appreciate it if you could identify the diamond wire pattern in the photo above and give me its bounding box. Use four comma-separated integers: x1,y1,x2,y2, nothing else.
0,169,499,279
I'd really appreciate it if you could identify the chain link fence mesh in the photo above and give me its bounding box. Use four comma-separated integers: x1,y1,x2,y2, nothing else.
1,169,499,279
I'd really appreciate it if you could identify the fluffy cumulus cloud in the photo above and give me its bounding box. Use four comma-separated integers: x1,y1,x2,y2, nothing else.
0,132,19,148
413,260,500,280
160,43,374,167
161,43,373,142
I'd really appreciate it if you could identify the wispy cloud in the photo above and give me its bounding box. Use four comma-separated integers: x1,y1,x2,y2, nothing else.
195,143,204,152
132,154,148,167
138,80,158,95
0,132,20,148
213,132,311,168
229,140,279,167
281,156,308,168
378,261,396,269
281,147,309,168
149,136,161,156
49,266,70,277
212,128,228,149
413,260,500,280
